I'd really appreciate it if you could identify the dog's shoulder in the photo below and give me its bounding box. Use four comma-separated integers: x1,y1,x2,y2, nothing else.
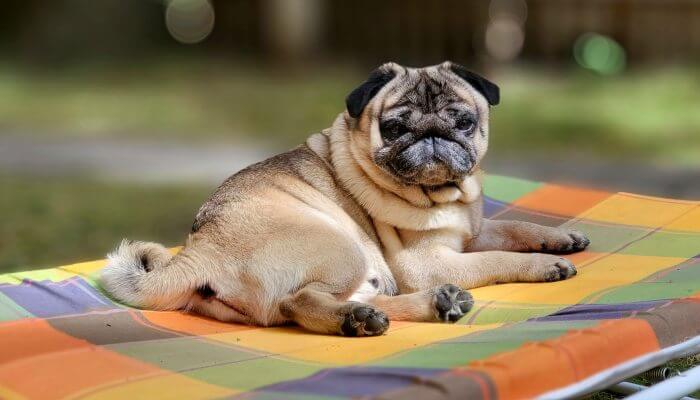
190,145,323,232
192,138,372,236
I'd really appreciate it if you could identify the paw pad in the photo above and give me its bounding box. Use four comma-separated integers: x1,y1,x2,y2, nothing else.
341,305,389,337
434,284,474,323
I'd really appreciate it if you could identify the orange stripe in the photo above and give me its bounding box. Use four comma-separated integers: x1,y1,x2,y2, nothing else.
454,319,660,400
513,185,611,217
141,310,255,336
0,319,91,365
0,319,165,399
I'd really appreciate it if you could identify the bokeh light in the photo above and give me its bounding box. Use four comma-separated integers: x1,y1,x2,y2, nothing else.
165,0,215,44
485,17,525,62
489,0,528,25
574,33,627,75
485,0,527,62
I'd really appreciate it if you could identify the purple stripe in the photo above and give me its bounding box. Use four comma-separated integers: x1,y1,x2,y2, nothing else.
253,367,445,397
531,300,667,322
483,196,508,218
0,277,117,318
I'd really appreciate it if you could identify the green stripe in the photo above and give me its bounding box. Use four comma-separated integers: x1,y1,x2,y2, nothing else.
185,357,324,391
0,292,33,321
594,258,700,304
370,321,595,368
107,336,263,372
565,221,650,254
619,230,700,258
483,175,542,203
0,267,70,283
465,303,563,325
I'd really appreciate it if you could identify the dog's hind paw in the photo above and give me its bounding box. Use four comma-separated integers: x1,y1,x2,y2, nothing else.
433,284,474,323
340,304,389,337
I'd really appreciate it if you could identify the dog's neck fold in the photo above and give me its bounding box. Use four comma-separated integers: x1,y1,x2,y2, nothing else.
307,113,482,232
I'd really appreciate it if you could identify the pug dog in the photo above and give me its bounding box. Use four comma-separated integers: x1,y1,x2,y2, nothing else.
100,62,589,337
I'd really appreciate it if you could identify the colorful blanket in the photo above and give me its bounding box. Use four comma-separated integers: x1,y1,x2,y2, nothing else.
1,175,699,400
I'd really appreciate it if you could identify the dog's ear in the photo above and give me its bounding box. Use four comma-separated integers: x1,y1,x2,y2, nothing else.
346,67,396,118
449,63,500,106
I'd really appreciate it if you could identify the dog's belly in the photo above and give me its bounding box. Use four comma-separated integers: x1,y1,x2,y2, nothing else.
211,195,394,325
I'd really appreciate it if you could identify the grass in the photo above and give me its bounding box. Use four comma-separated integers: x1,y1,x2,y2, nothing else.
0,174,211,273
0,61,699,164
629,356,700,397
586,356,700,399
491,67,700,165
0,61,355,148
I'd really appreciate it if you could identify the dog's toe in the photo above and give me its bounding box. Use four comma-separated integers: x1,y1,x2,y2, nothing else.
341,304,389,337
543,258,577,282
539,229,591,254
568,231,590,251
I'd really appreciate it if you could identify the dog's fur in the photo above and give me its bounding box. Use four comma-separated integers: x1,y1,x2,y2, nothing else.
100,62,589,336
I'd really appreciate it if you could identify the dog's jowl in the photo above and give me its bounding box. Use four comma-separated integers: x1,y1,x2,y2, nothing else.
100,62,589,336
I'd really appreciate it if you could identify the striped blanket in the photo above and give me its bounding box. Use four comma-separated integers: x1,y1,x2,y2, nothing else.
1,175,699,399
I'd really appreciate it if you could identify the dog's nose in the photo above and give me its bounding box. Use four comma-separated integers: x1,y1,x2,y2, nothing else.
421,127,453,140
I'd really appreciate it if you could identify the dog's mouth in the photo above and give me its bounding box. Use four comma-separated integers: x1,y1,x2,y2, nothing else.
388,137,475,185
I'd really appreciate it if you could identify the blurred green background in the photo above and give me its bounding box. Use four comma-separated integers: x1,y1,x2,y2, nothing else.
1,0,700,272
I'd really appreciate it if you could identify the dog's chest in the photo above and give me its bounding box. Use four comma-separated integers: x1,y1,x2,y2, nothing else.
372,196,483,255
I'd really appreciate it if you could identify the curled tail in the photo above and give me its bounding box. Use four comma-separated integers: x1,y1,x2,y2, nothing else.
100,240,203,310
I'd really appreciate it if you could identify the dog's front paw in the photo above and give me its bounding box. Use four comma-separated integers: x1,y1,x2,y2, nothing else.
340,304,389,337
540,230,590,254
432,284,474,323
526,254,577,282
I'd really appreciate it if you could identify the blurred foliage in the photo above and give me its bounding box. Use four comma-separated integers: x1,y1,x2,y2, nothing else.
0,61,353,148
1,62,699,164
1,61,700,272
492,67,700,165
0,174,210,272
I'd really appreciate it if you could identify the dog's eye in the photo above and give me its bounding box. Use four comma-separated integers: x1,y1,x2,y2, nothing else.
455,116,476,133
380,120,407,141
445,107,461,117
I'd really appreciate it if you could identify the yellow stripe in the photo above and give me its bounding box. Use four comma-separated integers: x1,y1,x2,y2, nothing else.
208,322,500,365
665,205,700,232
76,373,236,400
577,193,696,228
471,254,684,305
0,385,26,400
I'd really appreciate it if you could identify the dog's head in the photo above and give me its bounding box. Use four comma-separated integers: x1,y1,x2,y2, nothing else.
345,61,499,187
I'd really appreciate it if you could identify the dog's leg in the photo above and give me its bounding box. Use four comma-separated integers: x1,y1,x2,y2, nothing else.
466,219,589,254
279,284,390,336
395,246,578,292
367,284,473,322
189,296,252,324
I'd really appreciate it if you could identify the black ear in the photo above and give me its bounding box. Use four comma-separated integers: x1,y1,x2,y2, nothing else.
345,68,396,118
449,64,500,106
